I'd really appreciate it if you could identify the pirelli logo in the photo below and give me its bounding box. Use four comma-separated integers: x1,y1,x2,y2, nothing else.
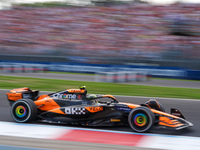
85,106,103,113
110,119,121,122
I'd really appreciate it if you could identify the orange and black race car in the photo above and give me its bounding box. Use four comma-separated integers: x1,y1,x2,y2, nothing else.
6,86,193,132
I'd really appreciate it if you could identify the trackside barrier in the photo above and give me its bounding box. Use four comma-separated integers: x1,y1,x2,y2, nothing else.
1,65,12,73
95,71,149,83
2,61,200,80
0,64,47,73
14,65,23,73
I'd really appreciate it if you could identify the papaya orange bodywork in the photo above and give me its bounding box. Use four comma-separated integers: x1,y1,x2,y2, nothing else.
102,95,116,99
37,95,49,100
48,108,66,115
67,89,86,93
34,98,62,113
151,109,179,119
121,102,140,109
122,102,181,121
10,87,30,93
7,93,22,101
159,116,184,127
85,106,103,113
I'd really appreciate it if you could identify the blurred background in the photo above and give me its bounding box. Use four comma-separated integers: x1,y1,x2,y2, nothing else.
0,0,200,80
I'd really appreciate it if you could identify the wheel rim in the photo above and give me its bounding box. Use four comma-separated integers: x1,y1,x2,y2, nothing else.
15,106,26,118
134,113,147,127
12,102,31,122
130,109,152,132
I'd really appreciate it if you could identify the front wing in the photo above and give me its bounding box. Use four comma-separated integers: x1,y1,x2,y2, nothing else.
152,109,193,130
159,116,193,130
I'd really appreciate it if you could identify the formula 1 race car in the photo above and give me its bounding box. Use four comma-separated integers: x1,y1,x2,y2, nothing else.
6,86,193,133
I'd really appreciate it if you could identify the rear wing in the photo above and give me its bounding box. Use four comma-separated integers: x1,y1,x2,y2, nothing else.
7,87,39,105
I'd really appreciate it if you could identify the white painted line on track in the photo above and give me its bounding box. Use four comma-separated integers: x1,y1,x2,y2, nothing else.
0,121,66,139
138,135,200,150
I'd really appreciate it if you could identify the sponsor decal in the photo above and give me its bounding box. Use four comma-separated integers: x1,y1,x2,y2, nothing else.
62,94,76,99
68,90,84,93
115,104,131,111
116,104,129,107
65,107,85,115
52,93,61,98
115,106,131,112
9,95,21,98
110,119,121,122
171,113,181,117
85,106,103,113
52,93,77,99
78,95,82,99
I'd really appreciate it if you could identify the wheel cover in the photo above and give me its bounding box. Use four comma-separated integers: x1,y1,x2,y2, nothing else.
134,113,147,127
129,108,153,132
12,102,31,122
15,106,27,118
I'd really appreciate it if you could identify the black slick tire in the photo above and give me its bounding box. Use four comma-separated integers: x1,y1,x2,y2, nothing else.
128,106,155,133
11,99,37,123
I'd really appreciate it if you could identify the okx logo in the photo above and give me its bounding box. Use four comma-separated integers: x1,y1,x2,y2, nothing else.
65,107,86,115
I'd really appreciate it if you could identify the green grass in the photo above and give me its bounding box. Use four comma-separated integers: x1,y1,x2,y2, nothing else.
153,77,200,82
1,75,200,100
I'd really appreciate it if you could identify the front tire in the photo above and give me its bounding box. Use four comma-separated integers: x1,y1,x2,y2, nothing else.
11,99,37,123
128,106,155,132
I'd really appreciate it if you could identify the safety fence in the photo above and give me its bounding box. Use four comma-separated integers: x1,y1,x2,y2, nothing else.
0,64,47,73
0,62,200,80
95,72,149,83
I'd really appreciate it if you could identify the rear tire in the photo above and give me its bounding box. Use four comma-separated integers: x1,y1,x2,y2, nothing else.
128,106,155,132
11,99,37,123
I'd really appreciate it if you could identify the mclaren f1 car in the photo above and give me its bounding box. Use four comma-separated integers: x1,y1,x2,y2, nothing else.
6,86,193,132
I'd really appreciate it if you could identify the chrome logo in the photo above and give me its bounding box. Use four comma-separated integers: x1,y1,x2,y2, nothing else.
134,113,147,127
15,106,26,118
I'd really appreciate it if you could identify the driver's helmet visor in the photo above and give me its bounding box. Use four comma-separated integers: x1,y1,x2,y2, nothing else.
87,94,99,100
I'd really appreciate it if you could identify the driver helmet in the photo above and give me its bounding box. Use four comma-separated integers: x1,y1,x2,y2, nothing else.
87,94,99,103
80,86,86,89
87,94,97,100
